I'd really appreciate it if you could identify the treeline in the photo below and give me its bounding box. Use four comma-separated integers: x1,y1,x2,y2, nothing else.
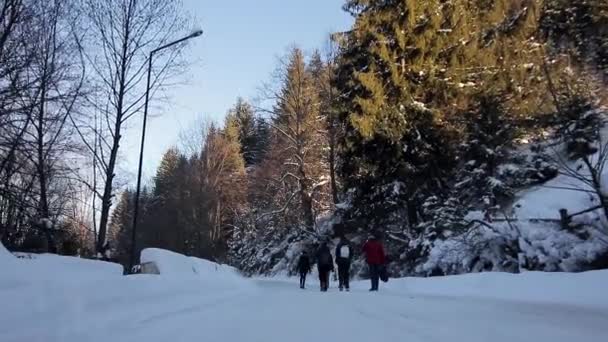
110,0,608,272
0,0,191,257
109,48,341,266
337,0,607,274
3,0,606,272
109,99,270,264
334,0,608,276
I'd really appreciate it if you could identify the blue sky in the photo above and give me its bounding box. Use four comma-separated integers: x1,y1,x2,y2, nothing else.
121,0,353,183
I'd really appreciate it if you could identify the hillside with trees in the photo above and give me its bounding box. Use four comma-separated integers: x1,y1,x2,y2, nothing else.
105,0,608,276
2,0,607,277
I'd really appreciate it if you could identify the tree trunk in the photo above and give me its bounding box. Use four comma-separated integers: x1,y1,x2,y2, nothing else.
215,199,221,242
406,199,419,228
96,3,132,254
584,156,608,228
97,146,117,253
325,57,339,205
36,61,55,253
298,162,314,230
328,118,338,205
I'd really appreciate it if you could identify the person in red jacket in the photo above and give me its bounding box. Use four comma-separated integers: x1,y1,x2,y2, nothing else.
362,233,385,291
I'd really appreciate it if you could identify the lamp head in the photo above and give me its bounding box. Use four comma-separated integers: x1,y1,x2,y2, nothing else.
190,29,203,38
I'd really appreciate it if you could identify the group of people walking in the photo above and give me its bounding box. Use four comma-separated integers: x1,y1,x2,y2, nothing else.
297,233,387,292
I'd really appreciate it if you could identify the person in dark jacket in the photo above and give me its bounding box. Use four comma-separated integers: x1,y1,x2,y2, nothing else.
362,233,386,291
297,251,311,289
335,236,352,291
316,242,334,292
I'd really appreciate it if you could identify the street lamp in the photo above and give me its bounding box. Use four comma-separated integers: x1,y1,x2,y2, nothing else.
129,30,203,271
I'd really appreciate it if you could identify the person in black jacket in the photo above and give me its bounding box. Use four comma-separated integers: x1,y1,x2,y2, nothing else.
335,235,352,291
297,251,311,289
316,242,334,292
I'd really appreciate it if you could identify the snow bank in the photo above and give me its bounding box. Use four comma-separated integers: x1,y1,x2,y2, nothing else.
0,247,253,338
384,270,608,310
0,241,12,259
513,123,608,221
416,143,608,276
21,253,123,277
0,242,20,290
140,248,239,276
140,248,247,291
0,241,123,291
0,241,16,269
417,219,607,274
514,173,602,219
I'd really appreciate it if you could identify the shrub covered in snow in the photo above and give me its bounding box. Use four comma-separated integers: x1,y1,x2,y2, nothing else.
226,108,608,278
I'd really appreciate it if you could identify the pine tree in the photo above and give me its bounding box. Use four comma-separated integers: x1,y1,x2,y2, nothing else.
153,148,181,202
307,50,325,83
253,116,271,163
309,48,341,204
147,148,185,252
201,115,247,250
265,47,330,231
109,188,152,267
336,0,463,230
334,0,579,232
541,0,608,77
454,93,515,210
228,97,259,166
470,0,559,121
108,190,134,266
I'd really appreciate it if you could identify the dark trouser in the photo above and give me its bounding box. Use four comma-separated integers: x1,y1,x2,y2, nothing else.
318,265,331,291
299,272,307,288
337,260,350,290
368,264,380,291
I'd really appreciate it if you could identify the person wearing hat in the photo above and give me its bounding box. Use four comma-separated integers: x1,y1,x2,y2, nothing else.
362,232,386,291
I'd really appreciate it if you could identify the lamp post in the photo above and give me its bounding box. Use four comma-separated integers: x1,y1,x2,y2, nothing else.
129,30,203,272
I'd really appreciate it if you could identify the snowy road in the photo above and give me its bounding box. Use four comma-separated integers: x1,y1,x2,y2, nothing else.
4,276,607,342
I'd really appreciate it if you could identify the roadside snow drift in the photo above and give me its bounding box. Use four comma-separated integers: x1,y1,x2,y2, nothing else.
140,248,246,291
0,242,123,291
2,243,607,342
0,241,12,259
383,270,608,310
141,248,239,276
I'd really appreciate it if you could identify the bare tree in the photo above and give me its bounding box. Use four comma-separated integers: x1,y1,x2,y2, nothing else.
0,0,38,176
540,50,608,236
548,110,608,236
0,0,58,246
12,0,86,251
0,0,30,189
74,0,189,254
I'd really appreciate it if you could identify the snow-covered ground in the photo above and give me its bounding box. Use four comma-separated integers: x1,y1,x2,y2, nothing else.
1,246,607,342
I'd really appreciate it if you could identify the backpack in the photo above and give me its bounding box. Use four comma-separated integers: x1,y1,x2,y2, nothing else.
379,265,389,282
319,251,331,266
340,245,350,259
